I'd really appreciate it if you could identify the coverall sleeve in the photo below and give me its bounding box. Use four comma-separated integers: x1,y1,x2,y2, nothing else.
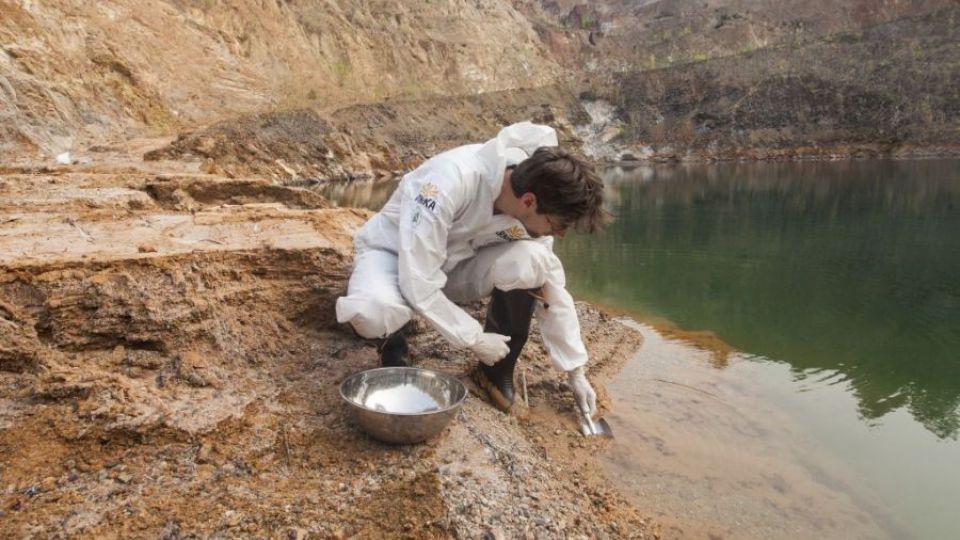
535,241,590,371
396,161,485,349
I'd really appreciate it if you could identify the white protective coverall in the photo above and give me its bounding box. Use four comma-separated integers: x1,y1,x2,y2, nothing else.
335,122,588,372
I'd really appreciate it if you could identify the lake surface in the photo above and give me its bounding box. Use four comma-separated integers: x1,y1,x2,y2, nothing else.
321,158,960,539
557,159,960,539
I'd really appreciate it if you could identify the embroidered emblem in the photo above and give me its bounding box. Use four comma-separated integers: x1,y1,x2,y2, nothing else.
415,183,439,212
495,225,526,241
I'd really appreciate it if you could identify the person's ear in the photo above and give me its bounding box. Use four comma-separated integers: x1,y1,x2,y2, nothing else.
520,192,537,210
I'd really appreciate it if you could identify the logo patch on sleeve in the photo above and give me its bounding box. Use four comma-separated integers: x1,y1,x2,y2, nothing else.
496,225,527,241
415,183,439,212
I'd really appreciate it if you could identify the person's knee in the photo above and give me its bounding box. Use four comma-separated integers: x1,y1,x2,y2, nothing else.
349,317,390,339
336,296,410,339
491,242,555,291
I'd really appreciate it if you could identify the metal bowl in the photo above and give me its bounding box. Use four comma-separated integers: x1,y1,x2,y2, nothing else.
339,367,467,444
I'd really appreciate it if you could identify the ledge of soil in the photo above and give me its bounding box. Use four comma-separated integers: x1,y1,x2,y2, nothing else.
0,157,655,538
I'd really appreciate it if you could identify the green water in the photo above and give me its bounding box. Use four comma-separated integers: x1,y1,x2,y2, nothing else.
559,160,960,440
556,159,960,539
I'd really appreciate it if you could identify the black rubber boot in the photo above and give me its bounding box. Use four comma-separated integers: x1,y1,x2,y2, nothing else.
378,322,412,367
473,288,537,412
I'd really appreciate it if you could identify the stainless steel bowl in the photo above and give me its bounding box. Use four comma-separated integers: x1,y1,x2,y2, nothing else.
339,367,467,444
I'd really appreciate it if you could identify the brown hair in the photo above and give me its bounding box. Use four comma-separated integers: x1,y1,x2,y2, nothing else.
509,147,610,233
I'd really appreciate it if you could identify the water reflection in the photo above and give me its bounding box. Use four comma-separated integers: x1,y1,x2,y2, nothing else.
558,159,960,439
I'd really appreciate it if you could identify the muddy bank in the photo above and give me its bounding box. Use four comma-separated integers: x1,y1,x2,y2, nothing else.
0,150,654,538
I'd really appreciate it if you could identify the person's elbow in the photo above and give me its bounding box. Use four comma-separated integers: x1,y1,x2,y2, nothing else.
397,265,439,311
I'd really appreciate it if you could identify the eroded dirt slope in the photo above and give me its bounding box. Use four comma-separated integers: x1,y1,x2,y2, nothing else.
0,148,652,538
143,86,591,184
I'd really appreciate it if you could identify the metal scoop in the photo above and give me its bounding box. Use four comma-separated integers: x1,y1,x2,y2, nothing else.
578,405,613,438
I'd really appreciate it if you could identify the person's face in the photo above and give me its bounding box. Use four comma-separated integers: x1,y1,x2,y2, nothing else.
521,212,569,239
514,192,570,238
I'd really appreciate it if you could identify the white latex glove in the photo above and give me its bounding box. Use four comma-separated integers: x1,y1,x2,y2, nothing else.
471,332,511,366
568,366,597,417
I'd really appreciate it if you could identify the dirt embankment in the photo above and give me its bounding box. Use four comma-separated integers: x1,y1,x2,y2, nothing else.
142,87,592,184
0,145,654,538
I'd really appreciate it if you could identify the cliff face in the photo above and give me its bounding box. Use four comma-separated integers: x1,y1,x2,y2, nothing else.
549,0,953,71
0,0,565,157
597,4,960,160
554,0,959,159
1,0,957,162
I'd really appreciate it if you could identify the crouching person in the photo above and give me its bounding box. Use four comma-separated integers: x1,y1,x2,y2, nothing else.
336,122,608,417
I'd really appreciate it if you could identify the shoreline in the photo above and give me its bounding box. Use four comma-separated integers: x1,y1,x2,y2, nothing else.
587,142,960,167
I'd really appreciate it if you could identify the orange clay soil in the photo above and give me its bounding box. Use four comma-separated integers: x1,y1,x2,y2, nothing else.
0,147,657,539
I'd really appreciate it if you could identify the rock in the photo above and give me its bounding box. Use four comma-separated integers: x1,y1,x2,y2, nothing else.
482,526,506,540
196,443,215,463
286,527,308,540
223,510,242,527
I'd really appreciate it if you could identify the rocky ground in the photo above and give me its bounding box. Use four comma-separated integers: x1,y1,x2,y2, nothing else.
0,141,654,539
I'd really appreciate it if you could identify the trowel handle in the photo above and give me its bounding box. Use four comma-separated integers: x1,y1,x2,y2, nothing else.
579,404,597,434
